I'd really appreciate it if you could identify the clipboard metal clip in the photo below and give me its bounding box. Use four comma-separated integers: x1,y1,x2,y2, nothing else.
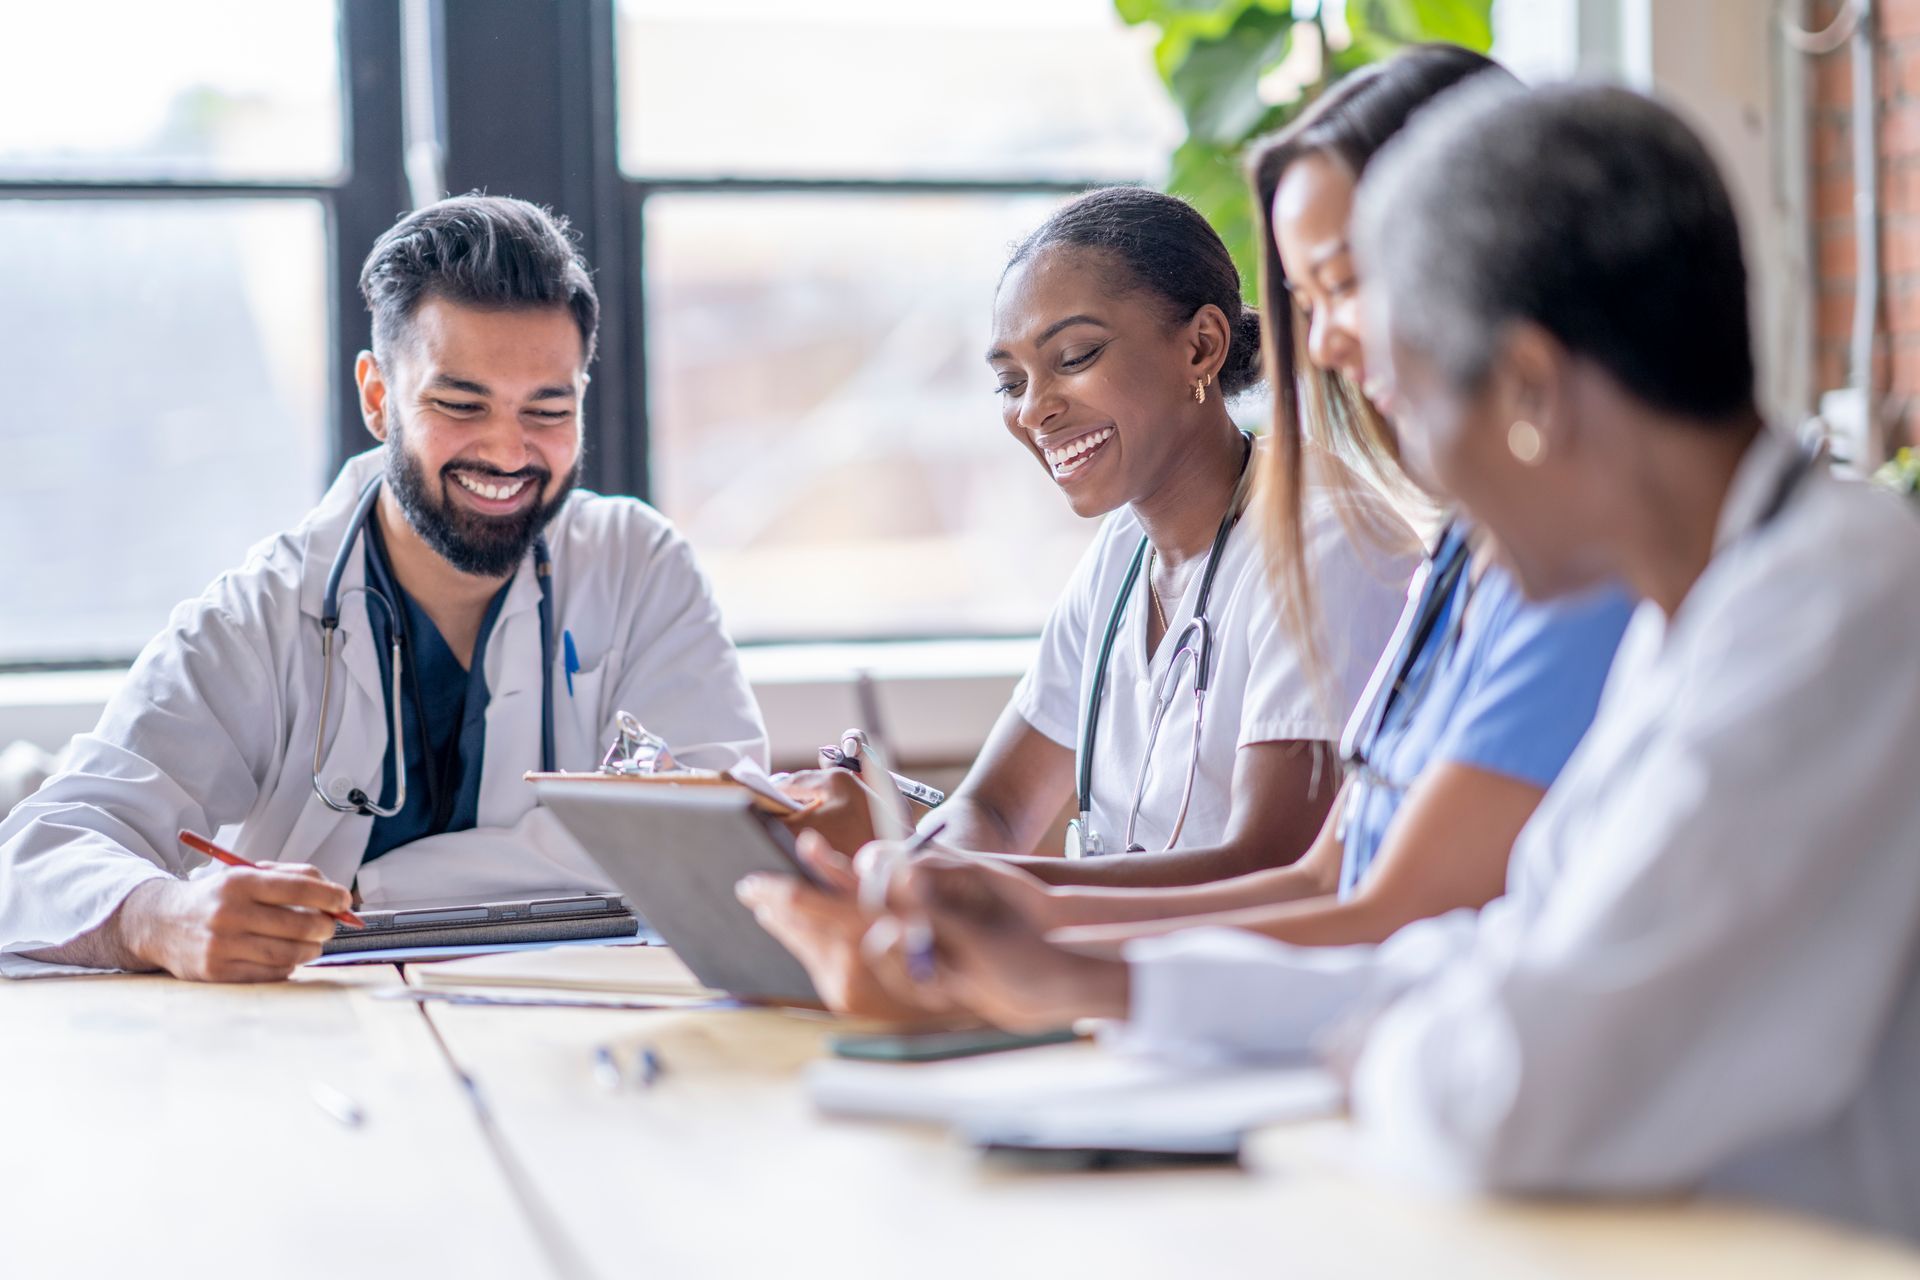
599,711,680,777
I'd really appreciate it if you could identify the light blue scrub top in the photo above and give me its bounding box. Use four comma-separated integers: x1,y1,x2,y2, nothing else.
1336,524,1636,898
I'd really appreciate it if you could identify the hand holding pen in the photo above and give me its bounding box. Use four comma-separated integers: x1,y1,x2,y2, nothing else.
102,831,368,983
179,831,365,929
856,820,950,985
857,846,1105,1031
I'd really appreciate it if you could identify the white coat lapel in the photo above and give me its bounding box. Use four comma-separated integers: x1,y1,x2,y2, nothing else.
284,463,391,875
476,557,545,828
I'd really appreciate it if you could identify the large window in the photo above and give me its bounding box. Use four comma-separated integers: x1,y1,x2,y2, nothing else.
1,0,1184,666
0,0,403,668
0,1,343,181
0,201,329,663
619,0,1182,642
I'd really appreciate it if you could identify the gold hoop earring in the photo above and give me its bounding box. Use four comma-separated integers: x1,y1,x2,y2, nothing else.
1193,374,1210,404
1508,420,1546,466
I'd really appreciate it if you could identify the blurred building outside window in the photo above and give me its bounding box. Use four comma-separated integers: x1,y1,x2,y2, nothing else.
619,0,1185,642
0,0,339,665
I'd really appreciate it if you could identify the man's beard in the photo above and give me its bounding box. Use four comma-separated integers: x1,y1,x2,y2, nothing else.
384,413,578,578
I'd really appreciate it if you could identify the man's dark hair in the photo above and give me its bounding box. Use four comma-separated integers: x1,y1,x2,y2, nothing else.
358,193,599,365
1355,81,1756,424
1005,186,1264,396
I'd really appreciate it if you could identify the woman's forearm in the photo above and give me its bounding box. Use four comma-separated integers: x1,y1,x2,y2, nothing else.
930,794,1025,856
1051,890,1397,955
1005,841,1262,888
1039,857,1338,927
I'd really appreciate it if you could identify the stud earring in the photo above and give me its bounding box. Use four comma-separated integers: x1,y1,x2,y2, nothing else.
1508,419,1546,465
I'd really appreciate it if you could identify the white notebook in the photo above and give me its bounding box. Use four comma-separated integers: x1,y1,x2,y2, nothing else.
413,942,715,996
808,1043,1340,1142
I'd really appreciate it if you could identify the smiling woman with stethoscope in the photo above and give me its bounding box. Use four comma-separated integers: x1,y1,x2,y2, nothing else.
925,187,1414,882
745,188,1416,1017
775,189,1415,879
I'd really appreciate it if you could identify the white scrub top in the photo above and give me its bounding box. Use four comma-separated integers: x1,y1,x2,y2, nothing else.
1013,448,1416,853
0,449,768,963
1111,430,1920,1242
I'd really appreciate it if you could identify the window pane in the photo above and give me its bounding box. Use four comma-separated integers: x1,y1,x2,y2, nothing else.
617,0,1180,180
0,1,342,181
0,200,330,664
645,193,1098,642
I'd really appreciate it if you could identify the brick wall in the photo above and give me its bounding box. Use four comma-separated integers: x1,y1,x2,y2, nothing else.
1810,0,1920,446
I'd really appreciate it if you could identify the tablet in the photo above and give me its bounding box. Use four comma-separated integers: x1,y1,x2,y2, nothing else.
322,889,639,955
533,778,822,1005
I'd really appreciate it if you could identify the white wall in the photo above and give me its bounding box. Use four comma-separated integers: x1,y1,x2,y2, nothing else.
1495,0,1815,424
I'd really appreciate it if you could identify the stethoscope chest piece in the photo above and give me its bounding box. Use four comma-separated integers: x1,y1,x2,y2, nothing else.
1064,816,1106,860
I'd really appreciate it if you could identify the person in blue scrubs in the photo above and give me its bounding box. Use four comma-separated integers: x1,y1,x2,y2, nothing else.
1331,523,1631,900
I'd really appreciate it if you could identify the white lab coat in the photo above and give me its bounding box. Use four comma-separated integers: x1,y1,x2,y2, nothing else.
1114,430,1920,1240
0,449,767,960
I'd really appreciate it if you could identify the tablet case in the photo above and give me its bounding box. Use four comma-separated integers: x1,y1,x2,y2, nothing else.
533,780,822,1005
321,912,639,955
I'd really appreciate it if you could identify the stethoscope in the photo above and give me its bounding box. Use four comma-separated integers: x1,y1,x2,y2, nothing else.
1064,431,1253,859
1337,519,1475,800
312,476,557,817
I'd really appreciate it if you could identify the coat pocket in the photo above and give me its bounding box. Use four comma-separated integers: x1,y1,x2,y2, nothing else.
552,660,610,771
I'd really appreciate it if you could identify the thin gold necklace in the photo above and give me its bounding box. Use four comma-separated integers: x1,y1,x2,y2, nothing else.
1149,430,1252,639
1147,550,1172,634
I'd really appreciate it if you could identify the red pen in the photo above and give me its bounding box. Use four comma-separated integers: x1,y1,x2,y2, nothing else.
177,829,366,929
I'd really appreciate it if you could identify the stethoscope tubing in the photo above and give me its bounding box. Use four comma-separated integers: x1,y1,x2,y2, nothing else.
313,476,556,818
1076,431,1252,852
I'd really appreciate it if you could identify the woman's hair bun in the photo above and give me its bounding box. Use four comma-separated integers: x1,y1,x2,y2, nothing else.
1219,305,1264,397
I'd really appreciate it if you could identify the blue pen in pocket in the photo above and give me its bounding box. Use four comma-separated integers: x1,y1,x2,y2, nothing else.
563,629,580,697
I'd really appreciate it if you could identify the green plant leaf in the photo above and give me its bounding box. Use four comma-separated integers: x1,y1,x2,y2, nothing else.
1148,1,1259,80
1116,0,1243,23
1117,0,1494,306
1345,0,1493,52
1167,138,1261,299
1397,0,1493,49
1167,8,1295,145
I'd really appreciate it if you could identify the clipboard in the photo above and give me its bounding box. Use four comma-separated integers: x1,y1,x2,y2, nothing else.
522,767,819,817
528,710,820,818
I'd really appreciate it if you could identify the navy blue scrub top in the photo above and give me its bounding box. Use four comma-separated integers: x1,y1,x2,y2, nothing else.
360,517,510,863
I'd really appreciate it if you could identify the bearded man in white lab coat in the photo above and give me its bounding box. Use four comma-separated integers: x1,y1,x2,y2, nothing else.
0,194,766,981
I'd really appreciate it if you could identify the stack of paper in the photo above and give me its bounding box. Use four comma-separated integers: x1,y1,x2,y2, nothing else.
808,1044,1340,1148
413,942,717,998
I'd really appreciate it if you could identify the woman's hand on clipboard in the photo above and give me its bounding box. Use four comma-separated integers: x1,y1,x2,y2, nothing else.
776,766,920,853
